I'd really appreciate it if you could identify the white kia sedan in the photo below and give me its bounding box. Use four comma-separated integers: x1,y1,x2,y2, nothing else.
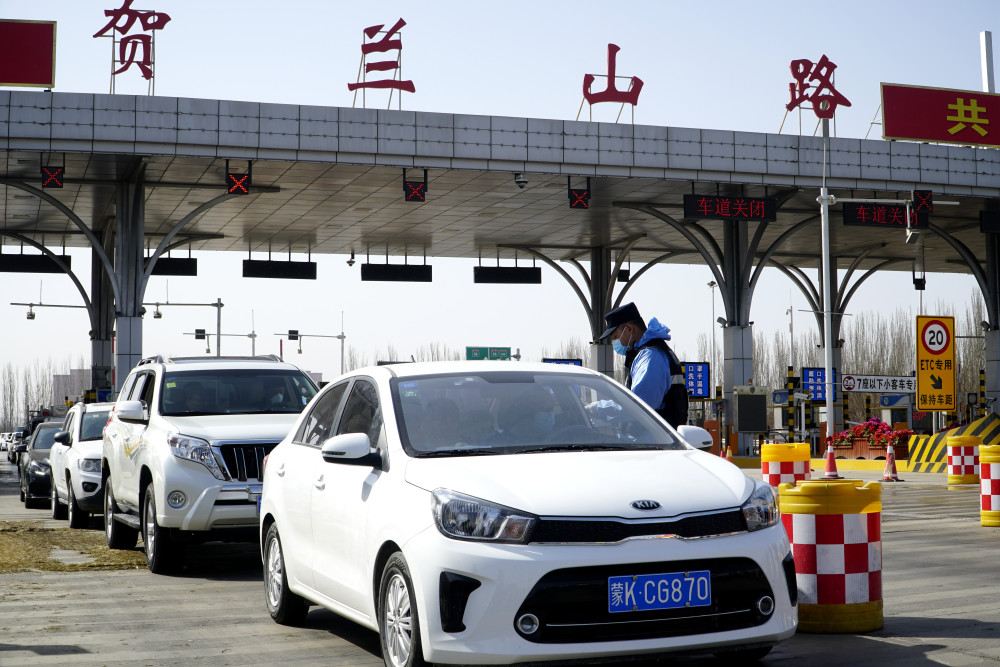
259,362,796,667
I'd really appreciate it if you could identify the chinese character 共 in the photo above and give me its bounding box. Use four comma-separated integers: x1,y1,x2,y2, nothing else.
946,98,989,137
786,55,851,119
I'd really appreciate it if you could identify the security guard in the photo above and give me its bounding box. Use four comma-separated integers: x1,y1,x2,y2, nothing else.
601,302,688,429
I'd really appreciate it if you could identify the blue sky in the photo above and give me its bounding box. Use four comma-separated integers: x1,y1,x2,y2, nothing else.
0,1,993,381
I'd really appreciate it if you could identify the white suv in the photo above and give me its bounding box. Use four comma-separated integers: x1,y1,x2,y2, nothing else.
103,355,318,573
50,402,115,528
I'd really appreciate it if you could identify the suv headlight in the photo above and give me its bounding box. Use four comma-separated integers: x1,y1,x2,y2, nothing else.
742,481,779,532
432,489,536,543
168,433,226,480
78,458,101,473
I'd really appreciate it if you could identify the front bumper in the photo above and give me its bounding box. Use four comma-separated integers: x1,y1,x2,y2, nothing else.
71,468,105,513
25,468,51,500
405,523,797,665
153,455,262,532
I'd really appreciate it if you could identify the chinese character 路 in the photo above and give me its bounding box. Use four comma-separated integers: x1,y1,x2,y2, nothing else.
347,18,416,94
93,0,171,80
946,98,989,137
786,55,851,119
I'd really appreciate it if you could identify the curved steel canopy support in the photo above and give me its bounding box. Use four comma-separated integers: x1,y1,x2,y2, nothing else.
0,230,96,331
745,215,819,317
838,259,906,315
616,203,733,317
769,259,821,328
0,178,121,308
835,245,885,308
139,192,237,298
613,251,686,309
566,258,591,291
604,235,645,315
928,222,995,325
503,246,595,336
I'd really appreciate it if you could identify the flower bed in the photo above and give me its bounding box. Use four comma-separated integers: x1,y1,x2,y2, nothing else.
827,418,913,459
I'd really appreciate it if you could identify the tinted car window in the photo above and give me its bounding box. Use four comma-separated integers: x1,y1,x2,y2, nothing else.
160,369,318,416
29,426,59,452
393,371,683,455
295,382,348,446
337,380,382,445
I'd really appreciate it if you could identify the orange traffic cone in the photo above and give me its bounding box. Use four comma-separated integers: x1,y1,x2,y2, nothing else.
823,441,842,479
882,442,903,482
725,445,734,464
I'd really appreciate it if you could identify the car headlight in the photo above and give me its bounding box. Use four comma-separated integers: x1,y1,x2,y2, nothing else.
742,481,779,532
168,433,226,480
77,458,101,473
29,460,51,475
432,489,536,543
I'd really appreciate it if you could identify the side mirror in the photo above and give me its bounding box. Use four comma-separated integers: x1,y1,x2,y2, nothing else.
320,432,382,468
115,400,148,424
677,425,714,451
54,431,71,445
14,443,27,454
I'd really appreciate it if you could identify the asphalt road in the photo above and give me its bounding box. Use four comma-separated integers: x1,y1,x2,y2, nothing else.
1,458,999,666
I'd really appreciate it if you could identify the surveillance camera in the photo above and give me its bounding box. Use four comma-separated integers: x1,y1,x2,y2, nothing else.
905,228,920,244
347,251,356,267
26,311,35,320
514,173,527,189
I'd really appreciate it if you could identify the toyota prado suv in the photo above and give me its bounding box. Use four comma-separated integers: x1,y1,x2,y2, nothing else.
102,355,318,573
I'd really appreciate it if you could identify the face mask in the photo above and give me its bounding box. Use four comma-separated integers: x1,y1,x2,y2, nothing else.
612,339,628,356
534,412,555,429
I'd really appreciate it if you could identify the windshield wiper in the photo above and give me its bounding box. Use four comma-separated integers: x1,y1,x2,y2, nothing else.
417,448,501,458
522,444,632,453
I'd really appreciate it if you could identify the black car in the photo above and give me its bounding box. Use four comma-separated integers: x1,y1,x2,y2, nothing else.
18,422,61,509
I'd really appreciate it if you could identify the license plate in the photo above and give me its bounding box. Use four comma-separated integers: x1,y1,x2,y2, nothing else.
608,570,711,613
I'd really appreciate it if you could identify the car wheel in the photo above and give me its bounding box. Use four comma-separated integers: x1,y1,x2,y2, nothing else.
104,478,138,549
714,645,772,662
378,552,425,667
264,523,309,625
67,481,89,529
51,476,67,520
142,482,182,574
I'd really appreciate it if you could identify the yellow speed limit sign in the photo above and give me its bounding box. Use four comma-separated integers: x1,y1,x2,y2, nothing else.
916,315,955,411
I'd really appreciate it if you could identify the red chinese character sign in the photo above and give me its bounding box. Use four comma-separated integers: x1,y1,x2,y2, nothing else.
93,0,170,91
881,83,1000,148
583,44,643,106
348,18,415,107
786,55,851,119
842,203,928,229
683,194,777,222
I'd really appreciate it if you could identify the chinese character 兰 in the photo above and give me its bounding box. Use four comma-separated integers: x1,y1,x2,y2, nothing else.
347,18,416,93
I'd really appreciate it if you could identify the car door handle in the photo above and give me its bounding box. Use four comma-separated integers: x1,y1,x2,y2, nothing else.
275,463,285,477
314,475,325,491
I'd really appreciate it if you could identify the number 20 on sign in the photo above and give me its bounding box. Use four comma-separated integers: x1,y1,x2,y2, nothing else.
916,315,955,411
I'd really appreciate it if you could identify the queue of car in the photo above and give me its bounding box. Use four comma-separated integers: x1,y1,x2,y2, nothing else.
7,356,798,667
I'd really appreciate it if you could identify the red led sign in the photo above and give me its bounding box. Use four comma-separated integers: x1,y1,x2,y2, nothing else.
683,194,777,221
41,166,64,188
912,190,933,212
842,203,928,229
227,173,250,194
0,20,56,88
569,188,590,209
404,181,426,202
882,83,1000,148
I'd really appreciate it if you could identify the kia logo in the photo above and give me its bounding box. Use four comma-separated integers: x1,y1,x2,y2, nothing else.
631,500,661,511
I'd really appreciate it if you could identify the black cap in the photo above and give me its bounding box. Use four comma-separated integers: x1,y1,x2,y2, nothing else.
600,302,641,340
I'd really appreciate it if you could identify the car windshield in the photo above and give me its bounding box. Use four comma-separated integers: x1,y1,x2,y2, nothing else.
30,426,59,452
160,369,318,416
81,410,112,441
392,371,683,457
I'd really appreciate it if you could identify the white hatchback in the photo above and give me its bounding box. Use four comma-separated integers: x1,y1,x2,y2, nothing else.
259,362,796,667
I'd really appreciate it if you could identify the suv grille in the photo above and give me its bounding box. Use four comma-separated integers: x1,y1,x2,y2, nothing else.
529,510,746,544
217,443,278,482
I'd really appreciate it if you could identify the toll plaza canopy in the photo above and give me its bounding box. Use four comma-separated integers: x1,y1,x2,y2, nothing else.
2,89,1000,446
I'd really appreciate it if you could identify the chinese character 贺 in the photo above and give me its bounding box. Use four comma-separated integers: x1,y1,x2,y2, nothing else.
93,0,171,80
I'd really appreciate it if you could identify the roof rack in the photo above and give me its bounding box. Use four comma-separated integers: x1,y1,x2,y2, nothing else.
164,355,285,364
137,355,164,366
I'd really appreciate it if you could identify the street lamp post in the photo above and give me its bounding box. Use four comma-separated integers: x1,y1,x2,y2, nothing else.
146,298,224,356
275,315,347,375
707,281,717,397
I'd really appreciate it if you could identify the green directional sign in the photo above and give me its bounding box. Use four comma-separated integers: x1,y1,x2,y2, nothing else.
488,347,511,360
466,347,489,360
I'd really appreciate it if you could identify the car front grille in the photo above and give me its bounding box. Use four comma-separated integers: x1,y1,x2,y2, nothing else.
515,557,775,643
529,510,747,544
216,443,278,482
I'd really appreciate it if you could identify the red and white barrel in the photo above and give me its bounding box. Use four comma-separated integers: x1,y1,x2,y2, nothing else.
947,435,980,485
760,442,812,488
981,444,1000,527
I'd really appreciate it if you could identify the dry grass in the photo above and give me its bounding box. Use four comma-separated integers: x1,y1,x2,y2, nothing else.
0,521,146,573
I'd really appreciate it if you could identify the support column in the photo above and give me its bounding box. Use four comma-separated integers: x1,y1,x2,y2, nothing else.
113,166,147,390
589,246,614,378
985,233,1000,408
91,231,115,394
721,220,755,455
820,254,844,435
